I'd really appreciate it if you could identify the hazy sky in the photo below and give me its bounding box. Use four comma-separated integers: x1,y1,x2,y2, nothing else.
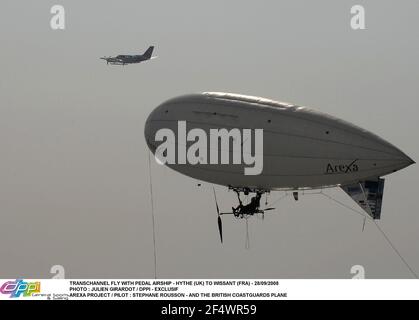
0,0,418,278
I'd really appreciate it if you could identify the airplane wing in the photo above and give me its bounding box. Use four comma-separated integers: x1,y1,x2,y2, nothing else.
341,178,385,220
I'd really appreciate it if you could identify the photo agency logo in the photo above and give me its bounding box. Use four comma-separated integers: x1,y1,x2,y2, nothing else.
154,121,264,175
0,280,41,298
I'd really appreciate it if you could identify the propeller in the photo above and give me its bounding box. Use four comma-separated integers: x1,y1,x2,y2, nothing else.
213,187,223,243
258,207,275,220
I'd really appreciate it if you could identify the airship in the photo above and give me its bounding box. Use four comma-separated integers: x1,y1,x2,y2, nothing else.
144,92,414,242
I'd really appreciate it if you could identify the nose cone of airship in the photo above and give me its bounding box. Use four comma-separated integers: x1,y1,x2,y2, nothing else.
390,150,415,173
404,155,415,167
144,102,166,154
144,114,155,152
360,127,415,174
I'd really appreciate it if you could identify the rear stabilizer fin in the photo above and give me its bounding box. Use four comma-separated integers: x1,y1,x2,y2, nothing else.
341,178,385,220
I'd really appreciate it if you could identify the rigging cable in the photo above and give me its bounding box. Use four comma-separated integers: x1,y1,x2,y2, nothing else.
147,151,158,279
268,192,289,207
319,191,418,279
372,220,418,279
320,191,368,220
245,217,250,250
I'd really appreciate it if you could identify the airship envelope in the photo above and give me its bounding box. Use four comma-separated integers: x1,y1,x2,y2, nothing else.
144,92,414,219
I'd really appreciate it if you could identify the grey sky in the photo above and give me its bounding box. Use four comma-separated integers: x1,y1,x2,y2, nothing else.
0,0,418,278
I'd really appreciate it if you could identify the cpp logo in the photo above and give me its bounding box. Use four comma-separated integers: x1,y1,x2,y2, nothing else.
0,280,41,298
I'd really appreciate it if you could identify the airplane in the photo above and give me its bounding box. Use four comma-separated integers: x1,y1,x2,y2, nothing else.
144,92,415,243
100,46,156,65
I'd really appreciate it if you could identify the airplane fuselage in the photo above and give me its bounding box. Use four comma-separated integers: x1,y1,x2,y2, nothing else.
101,46,155,65
106,55,147,65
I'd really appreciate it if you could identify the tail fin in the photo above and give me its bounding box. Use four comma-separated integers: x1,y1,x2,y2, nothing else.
341,178,385,219
143,46,154,59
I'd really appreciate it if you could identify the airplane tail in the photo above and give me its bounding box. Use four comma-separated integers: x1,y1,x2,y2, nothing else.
143,46,154,59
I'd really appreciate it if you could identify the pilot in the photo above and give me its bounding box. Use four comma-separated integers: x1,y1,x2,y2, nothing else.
246,192,262,213
232,203,243,218
233,192,262,217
